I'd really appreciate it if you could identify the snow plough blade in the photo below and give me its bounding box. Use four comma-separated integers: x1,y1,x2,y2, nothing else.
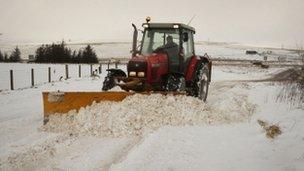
42,91,185,124
42,91,134,122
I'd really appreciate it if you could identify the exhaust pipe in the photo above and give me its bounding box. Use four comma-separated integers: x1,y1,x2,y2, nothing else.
132,23,138,57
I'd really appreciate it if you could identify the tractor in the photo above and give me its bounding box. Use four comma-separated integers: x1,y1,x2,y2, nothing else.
102,21,212,101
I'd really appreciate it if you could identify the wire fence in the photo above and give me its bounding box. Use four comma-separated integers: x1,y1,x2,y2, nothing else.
0,61,126,91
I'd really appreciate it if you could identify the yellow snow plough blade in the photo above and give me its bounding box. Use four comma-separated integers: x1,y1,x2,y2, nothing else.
42,91,186,123
42,91,135,118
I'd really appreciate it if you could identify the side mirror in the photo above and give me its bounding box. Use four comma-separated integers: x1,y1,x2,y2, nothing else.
183,32,189,42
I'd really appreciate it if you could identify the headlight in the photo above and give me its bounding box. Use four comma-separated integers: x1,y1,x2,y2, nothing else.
129,71,136,76
137,72,145,77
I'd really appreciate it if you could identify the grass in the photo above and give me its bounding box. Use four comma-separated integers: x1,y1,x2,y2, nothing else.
276,67,304,108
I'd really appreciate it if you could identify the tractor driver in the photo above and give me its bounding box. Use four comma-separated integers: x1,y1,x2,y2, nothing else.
154,35,180,72
154,35,178,52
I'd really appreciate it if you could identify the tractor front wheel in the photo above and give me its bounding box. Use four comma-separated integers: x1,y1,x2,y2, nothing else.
164,75,186,92
102,69,126,91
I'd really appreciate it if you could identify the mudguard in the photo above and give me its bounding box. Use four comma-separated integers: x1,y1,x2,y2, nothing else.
185,54,211,82
106,69,127,77
199,54,212,82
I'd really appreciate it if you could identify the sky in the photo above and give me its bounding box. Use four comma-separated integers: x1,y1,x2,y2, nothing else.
0,0,303,48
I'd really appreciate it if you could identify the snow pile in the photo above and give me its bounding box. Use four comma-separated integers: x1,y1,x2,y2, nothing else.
42,93,255,137
0,134,73,171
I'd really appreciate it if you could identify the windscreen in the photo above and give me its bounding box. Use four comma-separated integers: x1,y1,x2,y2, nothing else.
141,28,180,56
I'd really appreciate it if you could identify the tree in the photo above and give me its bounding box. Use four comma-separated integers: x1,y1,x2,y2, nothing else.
71,50,77,63
0,50,3,62
4,53,9,62
10,46,21,62
35,45,47,63
34,41,98,63
76,50,83,63
82,45,98,63
35,41,72,63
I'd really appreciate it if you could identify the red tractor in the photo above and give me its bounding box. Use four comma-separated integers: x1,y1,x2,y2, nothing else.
102,22,212,101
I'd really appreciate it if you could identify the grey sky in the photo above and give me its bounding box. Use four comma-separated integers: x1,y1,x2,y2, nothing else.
0,0,303,47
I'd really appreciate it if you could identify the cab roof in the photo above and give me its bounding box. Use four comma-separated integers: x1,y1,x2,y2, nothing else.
142,23,195,32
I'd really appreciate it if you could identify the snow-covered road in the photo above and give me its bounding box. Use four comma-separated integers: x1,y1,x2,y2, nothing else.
0,64,303,171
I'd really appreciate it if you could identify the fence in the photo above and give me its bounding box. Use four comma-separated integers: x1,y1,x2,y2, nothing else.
0,61,126,91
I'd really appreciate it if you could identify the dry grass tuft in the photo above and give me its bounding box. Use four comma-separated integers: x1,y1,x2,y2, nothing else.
257,119,282,139
257,119,267,127
274,68,304,108
265,125,282,138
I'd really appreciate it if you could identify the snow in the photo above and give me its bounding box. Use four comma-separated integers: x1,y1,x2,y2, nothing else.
42,91,255,138
211,66,286,81
196,42,300,61
0,45,303,170
111,83,304,171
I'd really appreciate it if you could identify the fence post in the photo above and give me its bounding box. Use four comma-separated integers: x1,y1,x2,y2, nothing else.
48,67,51,82
115,61,118,69
90,64,93,76
65,65,69,79
99,63,102,74
79,65,81,78
31,68,34,87
10,70,14,90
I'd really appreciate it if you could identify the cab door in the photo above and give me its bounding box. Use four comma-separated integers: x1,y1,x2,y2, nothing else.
181,29,195,73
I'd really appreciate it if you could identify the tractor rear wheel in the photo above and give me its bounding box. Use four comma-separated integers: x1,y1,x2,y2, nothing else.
164,75,186,92
196,65,209,101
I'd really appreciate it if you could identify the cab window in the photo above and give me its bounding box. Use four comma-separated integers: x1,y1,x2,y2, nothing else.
182,30,194,59
141,28,180,56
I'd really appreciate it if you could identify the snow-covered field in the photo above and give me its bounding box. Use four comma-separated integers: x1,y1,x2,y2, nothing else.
0,42,303,170
0,63,126,91
0,58,303,170
0,41,301,61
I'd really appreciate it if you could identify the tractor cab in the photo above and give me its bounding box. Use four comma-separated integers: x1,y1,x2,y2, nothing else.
136,23,196,73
